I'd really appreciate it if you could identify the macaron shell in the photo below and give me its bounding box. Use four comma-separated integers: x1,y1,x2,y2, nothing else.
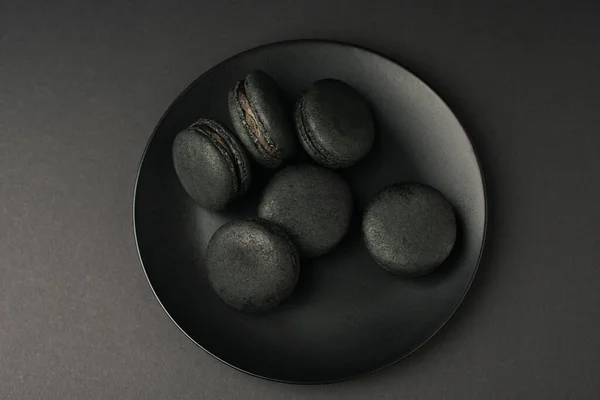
297,79,375,168
259,164,353,257
294,98,339,168
206,218,300,312
172,119,251,211
200,119,252,195
245,71,298,161
228,71,297,168
363,183,457,276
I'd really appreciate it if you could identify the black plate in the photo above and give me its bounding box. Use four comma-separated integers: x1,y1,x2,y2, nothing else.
134,40,486,384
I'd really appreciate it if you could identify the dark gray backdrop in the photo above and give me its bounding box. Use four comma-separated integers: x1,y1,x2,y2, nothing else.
1,1,599,399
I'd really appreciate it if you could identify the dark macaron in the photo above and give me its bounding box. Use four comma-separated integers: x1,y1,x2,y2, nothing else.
206,218,300,312
363,183,457,276
259,164,353,257
172,118,251,211
295,79,375,169
228,70,298,168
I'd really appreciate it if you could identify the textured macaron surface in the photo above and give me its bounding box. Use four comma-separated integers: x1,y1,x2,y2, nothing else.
172,119,250,210
229,71,297,168
259,164,353,257
363,183,457,276
206,218,300,312
295,79,375,168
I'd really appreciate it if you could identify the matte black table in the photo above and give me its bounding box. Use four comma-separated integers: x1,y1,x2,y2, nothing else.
1,1,599,399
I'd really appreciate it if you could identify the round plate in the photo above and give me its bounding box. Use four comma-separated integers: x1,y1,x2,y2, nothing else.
134,40,486,384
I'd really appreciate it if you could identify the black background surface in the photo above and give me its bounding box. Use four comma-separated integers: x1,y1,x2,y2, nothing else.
1,1,599,399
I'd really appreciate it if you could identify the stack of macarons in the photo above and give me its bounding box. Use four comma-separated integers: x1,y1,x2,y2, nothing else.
172,70,457,312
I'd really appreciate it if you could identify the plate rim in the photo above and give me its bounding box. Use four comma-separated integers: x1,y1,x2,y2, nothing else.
132,38,488,385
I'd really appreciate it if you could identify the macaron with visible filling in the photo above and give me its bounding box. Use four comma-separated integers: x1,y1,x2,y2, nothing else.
206,218,300,312
295,79,375,169
172,118,251,211
363,183,457,276
228,70,297,168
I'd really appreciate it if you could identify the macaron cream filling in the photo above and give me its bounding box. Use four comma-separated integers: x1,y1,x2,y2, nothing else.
237,83,281,159
191,120,245,196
